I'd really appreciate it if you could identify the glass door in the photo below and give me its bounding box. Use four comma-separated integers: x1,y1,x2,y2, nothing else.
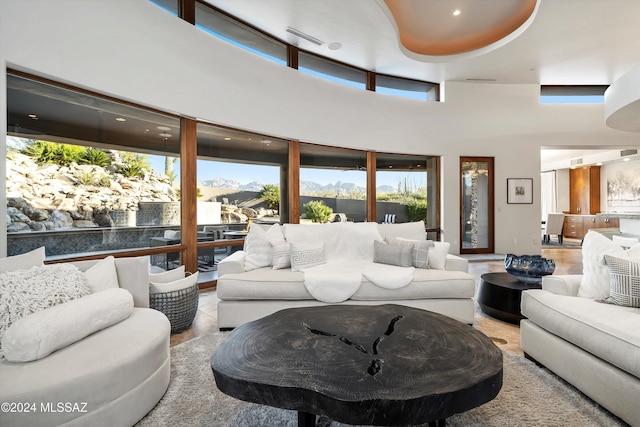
460,157,494,254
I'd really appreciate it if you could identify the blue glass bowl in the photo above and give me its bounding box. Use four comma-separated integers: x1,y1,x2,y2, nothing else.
504,254,555,284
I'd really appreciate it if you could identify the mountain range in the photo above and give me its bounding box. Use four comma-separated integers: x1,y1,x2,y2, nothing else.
198,177,395,194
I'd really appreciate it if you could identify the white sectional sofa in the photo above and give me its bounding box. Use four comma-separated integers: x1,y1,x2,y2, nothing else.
520,231,640,426
217,221,476,329
0,254,171,427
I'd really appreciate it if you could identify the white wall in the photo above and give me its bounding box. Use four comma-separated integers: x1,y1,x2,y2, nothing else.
2,0,639,256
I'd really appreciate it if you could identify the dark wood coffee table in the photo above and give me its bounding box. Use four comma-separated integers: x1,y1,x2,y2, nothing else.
478,272,542,324
210,304,503,426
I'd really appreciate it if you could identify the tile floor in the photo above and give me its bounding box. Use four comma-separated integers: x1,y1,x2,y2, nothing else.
171,247,583,355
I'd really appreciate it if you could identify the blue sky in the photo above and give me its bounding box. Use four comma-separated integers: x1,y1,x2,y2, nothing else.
149,155,420,188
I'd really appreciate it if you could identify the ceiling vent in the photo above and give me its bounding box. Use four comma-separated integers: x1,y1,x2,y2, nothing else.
570,158,583,166
285,27,323,46
620,149,638,157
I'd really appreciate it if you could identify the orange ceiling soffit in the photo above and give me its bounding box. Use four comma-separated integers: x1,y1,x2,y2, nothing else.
383,0,538,56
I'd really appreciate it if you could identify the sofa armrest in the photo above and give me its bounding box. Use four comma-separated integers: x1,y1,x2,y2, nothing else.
218,251,246,277
541,274,582,296
444,254,468,273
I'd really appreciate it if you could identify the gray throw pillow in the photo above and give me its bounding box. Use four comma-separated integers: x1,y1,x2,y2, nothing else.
603,254,640,308
373,240,413,267
392,237,434,269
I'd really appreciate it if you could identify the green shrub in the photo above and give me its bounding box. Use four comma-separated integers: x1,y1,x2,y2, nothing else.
22,140,83,166
77,172,96,186
119,163,145,178
406,199,427,222
97,175,111,187
303,200,334,223
258,184,280,209
80,148,111,167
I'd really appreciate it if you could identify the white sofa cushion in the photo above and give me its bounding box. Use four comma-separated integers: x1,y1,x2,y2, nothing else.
579,231,627,299
149,271,198,294
2,288,134,362
0,247,46,273
284,222,382,262
521,289,640,378
244,224,285,271
429,242,451,270
217,267,475,301
149,265,186,283
377,220,425,241
85,256,120,293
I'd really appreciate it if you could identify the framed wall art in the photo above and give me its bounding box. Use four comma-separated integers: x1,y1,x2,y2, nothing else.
507,178,533,204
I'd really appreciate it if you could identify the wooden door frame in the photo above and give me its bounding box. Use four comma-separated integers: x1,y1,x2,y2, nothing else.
459,157,495,254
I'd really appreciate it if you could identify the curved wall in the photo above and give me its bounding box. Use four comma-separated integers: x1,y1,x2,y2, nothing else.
1,0,638,256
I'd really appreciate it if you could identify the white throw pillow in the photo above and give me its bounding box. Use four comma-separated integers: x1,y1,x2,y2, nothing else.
272,242,291,269
579,231,626,299
0,264,91,358
393,237,434,268
244,224,285,271
290,240,326,272
332,222,383,262
603,254,640,308
1,288,133,362
149,271,198,294
149,265,186,283
0,247,45,273
428,241,450,270
84,256,120,293
377,221,426,241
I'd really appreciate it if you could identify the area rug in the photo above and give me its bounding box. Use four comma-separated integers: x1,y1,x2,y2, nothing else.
136,331,626,427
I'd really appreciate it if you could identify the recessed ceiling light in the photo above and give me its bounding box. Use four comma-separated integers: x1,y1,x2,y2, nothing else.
623,158,631,162
157,126,171,131
159,132,172,139
28,114,38,120
224,137,232,141
115,117,126,122
453,9,461,16
328,42,342,51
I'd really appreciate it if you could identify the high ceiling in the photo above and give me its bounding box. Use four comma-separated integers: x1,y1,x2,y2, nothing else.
206,0,640,85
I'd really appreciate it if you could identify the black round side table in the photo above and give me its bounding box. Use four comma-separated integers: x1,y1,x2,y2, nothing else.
477,272,542,324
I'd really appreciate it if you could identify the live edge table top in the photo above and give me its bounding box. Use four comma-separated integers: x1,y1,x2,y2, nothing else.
210,305,503,426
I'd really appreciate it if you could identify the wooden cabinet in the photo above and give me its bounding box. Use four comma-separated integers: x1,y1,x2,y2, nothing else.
564,215,585,239
563,215,620,240
569,166,600,215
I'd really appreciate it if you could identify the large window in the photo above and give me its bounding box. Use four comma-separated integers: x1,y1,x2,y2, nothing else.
300,143,368,222
298,52,367,90
540,85,608,104
376,74,439,101
376,153,440,238
149,0,439,99
5,71,442,287
195,123,289,280
195,1,287,65
6,73,181,261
